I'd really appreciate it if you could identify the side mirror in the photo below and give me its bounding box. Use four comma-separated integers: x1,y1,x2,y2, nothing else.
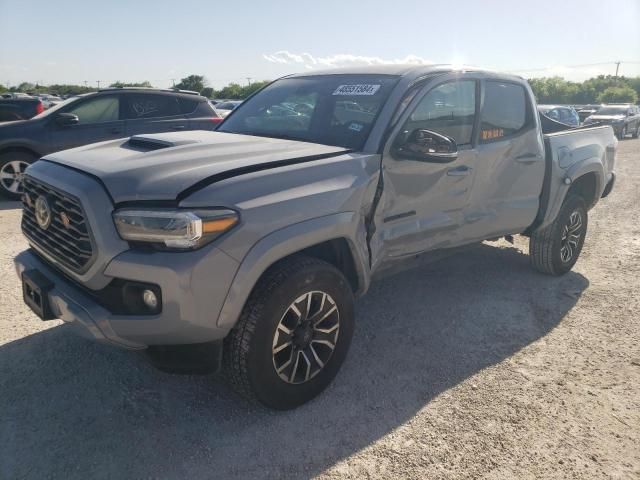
393,129,458,162
55,113,79,126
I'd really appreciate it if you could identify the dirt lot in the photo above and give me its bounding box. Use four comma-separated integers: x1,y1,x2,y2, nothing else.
1,139,638,480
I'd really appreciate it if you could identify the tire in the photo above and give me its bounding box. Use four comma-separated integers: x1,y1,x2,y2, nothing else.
529,194,588,276
223,255,355,410
0,151,37,200
617,125,627,140
632,124,640,139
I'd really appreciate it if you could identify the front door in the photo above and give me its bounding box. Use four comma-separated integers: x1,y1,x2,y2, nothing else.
49,94,125,151
376,77,479,262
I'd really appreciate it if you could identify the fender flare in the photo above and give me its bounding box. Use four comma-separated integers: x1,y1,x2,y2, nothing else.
539,157,604,229
216,212,371,329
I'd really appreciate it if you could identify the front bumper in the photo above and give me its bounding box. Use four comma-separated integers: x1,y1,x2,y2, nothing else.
14,245,240,350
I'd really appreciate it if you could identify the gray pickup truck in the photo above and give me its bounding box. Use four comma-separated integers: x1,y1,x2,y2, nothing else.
14,66,616,409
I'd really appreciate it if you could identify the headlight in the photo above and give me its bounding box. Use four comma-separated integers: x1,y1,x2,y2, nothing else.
113,208,238,250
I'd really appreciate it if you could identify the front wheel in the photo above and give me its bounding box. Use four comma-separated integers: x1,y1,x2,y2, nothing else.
529,194,588,276
223,256,354,410
0,151,37,200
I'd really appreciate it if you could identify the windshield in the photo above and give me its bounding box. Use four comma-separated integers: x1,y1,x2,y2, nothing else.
596,106,628,115
31,96,81,119
218,74,399,149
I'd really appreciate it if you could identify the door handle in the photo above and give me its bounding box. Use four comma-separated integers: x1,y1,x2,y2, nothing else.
447,166,472,176
171,125,186,130
515,153,542,164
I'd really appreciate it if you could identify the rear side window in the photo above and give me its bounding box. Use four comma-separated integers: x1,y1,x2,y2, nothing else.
480,82,528,142
178,97,199,114
126,94,180,119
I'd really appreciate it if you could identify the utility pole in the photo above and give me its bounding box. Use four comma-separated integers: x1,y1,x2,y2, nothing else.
614,61,621,78
84,80,88,88
246,77,252,86
96,80,101,89
171,78,176,87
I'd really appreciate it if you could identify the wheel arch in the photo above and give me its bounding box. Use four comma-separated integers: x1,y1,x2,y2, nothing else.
216,212,370,329
0,145,43,159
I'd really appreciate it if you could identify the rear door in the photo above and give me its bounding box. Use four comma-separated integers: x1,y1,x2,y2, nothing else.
49,94,124,151
123,93,188,136
465,80,545,240
378,76,480,259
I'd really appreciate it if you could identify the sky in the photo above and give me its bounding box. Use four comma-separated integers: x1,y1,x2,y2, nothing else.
1,0,639,89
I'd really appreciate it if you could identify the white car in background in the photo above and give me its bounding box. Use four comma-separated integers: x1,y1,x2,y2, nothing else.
214,100,242,118
36,94,63,109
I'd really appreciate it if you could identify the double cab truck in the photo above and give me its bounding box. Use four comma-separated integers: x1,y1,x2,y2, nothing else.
14,66,616,409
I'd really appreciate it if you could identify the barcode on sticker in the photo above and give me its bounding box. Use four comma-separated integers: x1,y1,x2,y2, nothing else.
333,84,381,96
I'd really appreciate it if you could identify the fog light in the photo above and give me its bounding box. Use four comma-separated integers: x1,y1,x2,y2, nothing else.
142,289,158,310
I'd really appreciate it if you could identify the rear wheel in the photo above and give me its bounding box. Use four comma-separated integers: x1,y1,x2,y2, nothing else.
223,256,354,410
632,124,640,139
0,152,37,200
617,125,627,140
529,194,588,276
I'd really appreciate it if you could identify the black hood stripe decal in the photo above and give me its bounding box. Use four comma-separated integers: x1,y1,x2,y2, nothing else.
175,149,351,203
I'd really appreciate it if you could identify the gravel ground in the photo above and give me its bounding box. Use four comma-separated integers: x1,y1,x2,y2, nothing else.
0,139,638,480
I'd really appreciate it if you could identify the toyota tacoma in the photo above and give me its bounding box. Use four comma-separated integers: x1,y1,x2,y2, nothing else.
14,66,617,409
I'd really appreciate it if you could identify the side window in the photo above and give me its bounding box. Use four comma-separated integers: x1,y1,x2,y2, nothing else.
126,95,180,119
178,98,199,114
401,80,476,145
67,96,120,124
480,81,528,142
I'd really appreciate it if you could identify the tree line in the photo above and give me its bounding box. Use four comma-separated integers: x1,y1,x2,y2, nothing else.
1,73,638,104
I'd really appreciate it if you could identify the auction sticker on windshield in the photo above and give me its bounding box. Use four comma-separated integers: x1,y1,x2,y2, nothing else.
333,84,381,95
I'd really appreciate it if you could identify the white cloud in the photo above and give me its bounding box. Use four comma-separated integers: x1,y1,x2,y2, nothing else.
262,51,433,69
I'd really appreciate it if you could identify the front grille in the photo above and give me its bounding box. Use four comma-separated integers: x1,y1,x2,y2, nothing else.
21,176,95,273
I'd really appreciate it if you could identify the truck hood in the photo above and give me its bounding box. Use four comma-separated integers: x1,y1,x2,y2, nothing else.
42,131,350,203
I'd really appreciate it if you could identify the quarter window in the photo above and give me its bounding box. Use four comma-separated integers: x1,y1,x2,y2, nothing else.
402,80,476,145
126,95,180,119
67,96,120,124
480,82,528,142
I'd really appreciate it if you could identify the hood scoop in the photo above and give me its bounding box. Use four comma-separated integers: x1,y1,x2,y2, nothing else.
127,134,202,151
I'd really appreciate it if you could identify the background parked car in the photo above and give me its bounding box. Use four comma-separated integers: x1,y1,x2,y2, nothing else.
576,104,602,123
583,104,640,139
1,92,33,99
214,100,242,118
537,105,580,126
0,97,44,122
0,88,223,199
36,94,64,109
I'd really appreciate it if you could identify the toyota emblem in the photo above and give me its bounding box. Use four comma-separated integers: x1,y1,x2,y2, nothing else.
35,196,52,230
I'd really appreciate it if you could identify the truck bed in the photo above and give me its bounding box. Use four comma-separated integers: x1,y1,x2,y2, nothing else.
534,124,616,230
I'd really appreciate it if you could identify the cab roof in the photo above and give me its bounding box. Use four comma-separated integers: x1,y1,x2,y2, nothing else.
289,64,525,83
